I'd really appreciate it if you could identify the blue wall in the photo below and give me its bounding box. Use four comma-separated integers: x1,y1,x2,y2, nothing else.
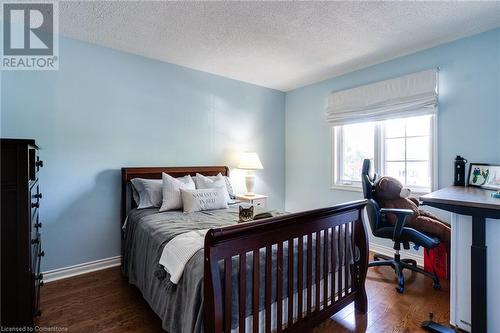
1,37,286,271
285,28,500,214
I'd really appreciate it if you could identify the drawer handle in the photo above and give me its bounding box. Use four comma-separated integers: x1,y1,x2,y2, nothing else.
31,238,40,245
35,160,44,168
31,202,40,208
35,222,43,229
34,193,43,199
39,251,45,257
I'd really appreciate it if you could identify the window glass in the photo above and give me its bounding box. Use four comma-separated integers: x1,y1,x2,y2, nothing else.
383,118,406,138
382,115,432,190
339,122,374,183
406,136,429,160
385,138,405,161
407,161,430,188
406,115,430,136
385,161,406,185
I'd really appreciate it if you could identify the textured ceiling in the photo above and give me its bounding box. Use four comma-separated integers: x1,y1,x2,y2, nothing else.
59,1,500,91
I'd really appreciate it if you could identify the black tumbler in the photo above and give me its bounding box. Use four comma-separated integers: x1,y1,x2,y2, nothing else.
454,155,467,186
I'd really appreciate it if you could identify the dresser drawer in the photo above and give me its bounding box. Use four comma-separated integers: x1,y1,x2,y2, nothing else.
29,231,43,317
33,270,43,317
252,198,267,208
28,150,43,182
32,240,43,317
30,182,41,208
30,183,41,227
31,206,39,225
31,232,41,267
235,195,268,209
31,207,42,237
31,241,41,275
31,231,41,268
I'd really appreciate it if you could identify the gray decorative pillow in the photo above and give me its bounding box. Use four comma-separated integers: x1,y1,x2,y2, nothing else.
130,178,162,209
180,188,228,213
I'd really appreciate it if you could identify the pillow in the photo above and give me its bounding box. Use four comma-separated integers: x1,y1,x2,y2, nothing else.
159,173,195,212
204,175,235,199
130,178,162,209
220,176,235,199
180,188,228,213
194,173,232,202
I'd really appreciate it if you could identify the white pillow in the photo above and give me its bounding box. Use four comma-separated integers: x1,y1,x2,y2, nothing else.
200,175,235,199
130,178,162,209
180,188,228,213
223,177,235,198
194,173,231,203
159,173,195,212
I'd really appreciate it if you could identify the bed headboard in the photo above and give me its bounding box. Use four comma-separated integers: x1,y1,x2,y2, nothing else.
121,166,229,224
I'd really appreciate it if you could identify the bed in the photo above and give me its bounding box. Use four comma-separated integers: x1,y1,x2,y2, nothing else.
121,166,368,333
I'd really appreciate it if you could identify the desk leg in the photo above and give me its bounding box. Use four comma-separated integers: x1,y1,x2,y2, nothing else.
471,216,487,333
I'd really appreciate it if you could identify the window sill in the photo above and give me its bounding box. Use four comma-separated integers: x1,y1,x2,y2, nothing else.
331,183,431,196
331,184,363,192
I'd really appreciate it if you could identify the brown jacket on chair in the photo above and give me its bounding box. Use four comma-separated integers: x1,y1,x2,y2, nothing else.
374,177,451,243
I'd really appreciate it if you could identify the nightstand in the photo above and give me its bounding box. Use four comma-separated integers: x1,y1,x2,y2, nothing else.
235,194,268,209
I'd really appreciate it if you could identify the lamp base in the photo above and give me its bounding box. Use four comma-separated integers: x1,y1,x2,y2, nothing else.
245,171,256,197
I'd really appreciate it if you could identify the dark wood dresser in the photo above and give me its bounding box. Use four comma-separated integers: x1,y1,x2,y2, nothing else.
1,139,44,328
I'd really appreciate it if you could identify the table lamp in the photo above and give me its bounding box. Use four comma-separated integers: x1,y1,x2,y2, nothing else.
238,152,263,196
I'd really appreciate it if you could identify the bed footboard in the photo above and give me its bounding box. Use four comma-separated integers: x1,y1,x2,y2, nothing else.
204,200,368,333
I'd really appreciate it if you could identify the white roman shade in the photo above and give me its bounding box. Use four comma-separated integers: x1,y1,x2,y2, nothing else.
326,69,438,126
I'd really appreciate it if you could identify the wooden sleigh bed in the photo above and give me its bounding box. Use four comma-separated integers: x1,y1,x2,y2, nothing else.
121,166,368,333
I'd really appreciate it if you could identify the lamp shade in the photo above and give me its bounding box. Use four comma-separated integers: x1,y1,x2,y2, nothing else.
238,152,263,170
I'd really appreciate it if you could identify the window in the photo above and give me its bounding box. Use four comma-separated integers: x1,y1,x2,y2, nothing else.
335,122,375,185
332,115,436,193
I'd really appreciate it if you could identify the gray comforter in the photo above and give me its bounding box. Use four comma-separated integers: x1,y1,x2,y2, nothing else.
122,207,353,333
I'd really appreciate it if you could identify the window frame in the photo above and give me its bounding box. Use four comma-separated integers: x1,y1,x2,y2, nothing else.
331,114,438,195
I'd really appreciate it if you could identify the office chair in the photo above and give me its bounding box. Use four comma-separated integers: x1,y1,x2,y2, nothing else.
361,159,441,293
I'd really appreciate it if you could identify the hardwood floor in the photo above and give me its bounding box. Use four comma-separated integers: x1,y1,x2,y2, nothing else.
38,255,449,333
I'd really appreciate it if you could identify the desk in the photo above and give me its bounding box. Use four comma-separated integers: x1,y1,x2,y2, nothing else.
421,186,500,333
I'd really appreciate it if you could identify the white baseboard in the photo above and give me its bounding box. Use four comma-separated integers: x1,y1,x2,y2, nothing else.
369,242,424,267
43,256,121,283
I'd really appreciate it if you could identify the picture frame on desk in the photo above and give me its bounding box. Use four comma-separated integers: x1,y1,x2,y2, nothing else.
467,163,500,190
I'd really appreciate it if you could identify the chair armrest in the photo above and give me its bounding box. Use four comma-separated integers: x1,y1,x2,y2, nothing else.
380,208,414,241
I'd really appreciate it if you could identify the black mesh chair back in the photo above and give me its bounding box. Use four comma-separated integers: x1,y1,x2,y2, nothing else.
365,199,382,233
361,159,384,232
361,159,376,199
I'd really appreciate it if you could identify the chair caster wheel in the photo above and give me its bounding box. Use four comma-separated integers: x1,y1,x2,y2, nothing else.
433,283,441,290
395,286,404,293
